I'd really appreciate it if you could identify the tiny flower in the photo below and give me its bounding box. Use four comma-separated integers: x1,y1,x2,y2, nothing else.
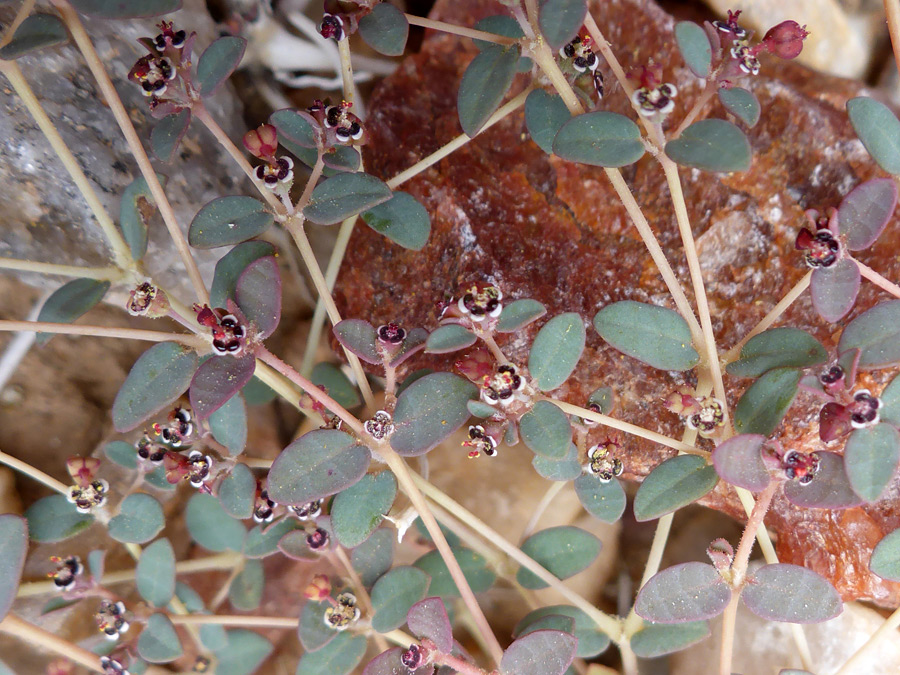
559,35,599,73
401,644,429,670
712,9,748,41
128,54,177,97
585,442,624,482
153,406,194,448
307,527,330,550
137,435,167,463
848,389,881,429
192,656,212,673
664,386,701,416
760,20,809,60
152,20,187,52
95,600,129,641
291,500,323,521
593,71,605,100
364,410,395,440
481,364,525,406
303,574,331,602
186,450,213,487
630,64,677,117
243,123,279,160
254,156,294,189
323,592,360,630
685,397,726,437
781,450,819,485
706,538,735,571
99,656,130,675
795,226,840,268
319,13,345,41
194,305,247,356
253,484,276,523
463,425,498,459
377,322,406,345
730,42,761,76
66,456,101,486
324,102,364,144
67,479,109,513
127,282,169,318
581,402,603,426
457,282,502,322
819,364,846,394
48,555,83,591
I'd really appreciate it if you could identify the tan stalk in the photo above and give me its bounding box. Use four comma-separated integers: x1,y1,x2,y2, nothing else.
0,320,206,348
0,258,123,281
404,15,517,45
0,0,36,46
0,447,69,494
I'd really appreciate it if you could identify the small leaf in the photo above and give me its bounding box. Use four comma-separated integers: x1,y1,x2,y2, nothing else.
185,493,246,552
189,354,256,421
36,278,110,344
0,515,27,621
733,367,800,436
844,423,900,502
674,21,712,77
496,298,548,333
119,173,166,260
388,327,428,368
138,614,183,663
538,0,587,49
711,434,770,491
197,36,246,96
361,648,405,675
525,90,570,156
742,564,842,623
235,255,281,338
553,112,645,167
333,319,380,364
332,471,398,548
473,16,531,72
407,597,453,652
209,241,275,308
665,119,751,172
268,429,370,505
209,393,248,455
630,620,710,658
105,440,137,469
870,528,900,581
635,562,730,623
69,0,180,18
500,630,578,675
270,108,319,149
246,517,301,559
468,399,498,418
0,14,67,60
529,313,586,391
311,363,361,410
371,566,430,633
361,191,431,250
414,547,496,597
847,97,900,175
391,373,478,456
188,196,273,249
426,324,477,354
358,2,408,56
218,463,256,519
593,301,699,371
351,528,394,588
882,373,900,427
296,631,368,675
298,599,337,651
717,87,760,127
214,630,273,675
229,559,264,611
108,493,164,544
514,605,609,658
519,401,573,459
517,526,601,589
25,495,93,542
726,327,826,378
633,455,718,522
532,443,583,481
136,539,176,607
838,300,900,369
87,549,105,580
837,178,897,250
150,110,191,163
457,43,520,136
811,258,860,324
304,173,393,225
573,474,626,523
783,452,863,509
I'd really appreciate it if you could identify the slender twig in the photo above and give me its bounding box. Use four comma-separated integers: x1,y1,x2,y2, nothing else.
583,16,633,101
857,259,900,299
520,481,566,541
171,614,300,628
833,601,900,675
672,78,719,139
0,0,36,47
431,649,490,675
0,614,104,673
0,258,122,281
0,320,206,348
885,0,900,83
404,15,516,45
293,153,324,214
337,37,362,115
0,447,68,494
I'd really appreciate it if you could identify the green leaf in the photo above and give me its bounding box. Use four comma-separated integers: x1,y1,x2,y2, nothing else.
665,119,751,172
295,630,368,675
532,443,583,481
473,16,532,72
847,97,900,175
0,515,27,621
553,112,645,167
426,324,477,354
219,463,256,519
391,373,478,456
25,494,93,543
717,87,760,127
674,21,712,77
36,278,110,344
844,424,900,502
245,517,301,559
538,0,587,49
144,465,175,491
137,539,176,607
214,630,273,675
138,614,183,663
630,620,710,658
105,440,137,470
634,562,730,623
108,493,164,544
837,178,897,251
0,14,67,59
270,108,318,148
514,605,609,658
358,2,408,56
573,474,626,523
150,110,191,163
500,630,578,675
633,455,718,522
69,0,180,18
519,401,573,459
268,429,370,504
371,566,430,633
235,255,281,339
838,300,900,368
811,258,860,324
118,173,166,260
310,363,361,410
457,44,520,136
112,342,199,432
733,367,800,436
188,196,274,249
361,191,431,250
711,434,770,491
87,549,105,580
298,599,337,651
333,319,380,364
528,313,586,391
524,90,570,156
594,301,698,371
871,528,900,581
229,559,264,611
304,173,393,225
882,373,900,427
497,298,548,333
726,327,827,378
332,472,398,548
190,354,256,421
516,526,601,590
414,547,496,597
741,564,842,623
351,528,394,587
210,241,276,308
197,36,246,96
185,493,246,552
468,399,498,418
209,393,248,455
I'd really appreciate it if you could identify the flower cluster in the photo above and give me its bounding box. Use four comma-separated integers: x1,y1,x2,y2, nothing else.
65,457,109,514
664,387,725,437
559,35,599,73
291,500,323,521
817,364,884,442
127,282,169,318
481,364,525,406
195,305,248,356
152,406,194,448
463,425,498,459
713,10,808,78
364,410,395,440
303,574,332,602
781,449,820,485
401,644,429,670
457,282,502,322
128,21,195,117
163,450,213,488
308,99,366,147
585,441,624,482
323,592,361,631
253,482,276,523
795,209,841,269
95,600,129,640
629,64,677,118
244,123,295,192
48,555,83,592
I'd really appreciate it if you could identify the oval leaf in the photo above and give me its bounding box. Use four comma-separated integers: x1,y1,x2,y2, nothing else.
675,21,712,77
351,529,395,588
304,173,393,225
235,255,281,338
214,630,272,675
525,90,570,155
119,173,166,261
296,630,368,675
500,630,578,675
514,605,609,658
717,86,760,127
137,539,176,607
358,2,409,56
0,515,27,621
407,597,453,653
529,313,586,391
630,620,710,658
665,119,751,172
742,564,842,623
245,518,301,559
311,363,361,410
151,109,191,163
414,547,496,597
189,354,256,421
882,373,900,427
553,112,645,167
69,0,180,18
210,241,276,308
457,43,520,137
361,191,431,250
532,443,582,481
25,494,93,543
36,278,110,344
138,614,183,663
268,429,370,505
185,493,247,552
538,0,587,49
733,367,800,436
298,598,338,651
188,196,273,249
870,528,900,581
783,452,863,509
425,324,477,354
333,319,380,364
517,526,601,589
391,373,478,456
371,566,430,633
332,471,398,548
218,463,256,519
633,455,718,522
229,559,264,610
811,258,860,324
209,393,248,455
108,493,164,544
519,401,573,459
711,434,770,491
197,36,246,96
497,298,547,333
593,301,698,371
0,14,67,60
635,562,730,623
838,300,900,369
361,648,405,675
573,474,626,523
844,423,900,503
726,327,826,378
847,97,900,175
837,178,897,250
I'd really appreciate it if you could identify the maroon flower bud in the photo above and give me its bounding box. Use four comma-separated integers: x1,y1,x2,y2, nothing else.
243,124,279,159
782,450,819,485
307,527,330,550
761,21,809,60
401,644,426,670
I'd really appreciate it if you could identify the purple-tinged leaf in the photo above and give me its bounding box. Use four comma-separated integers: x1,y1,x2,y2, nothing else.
235,256,281,339
844,423,900,502
70,0,181,19
197,36,246,96
847,97,900,175
500,630,577,675
333,319,380,364
407,597,453,652
513,605,610,658
819,401,851,442
425,324,476,354
388,327,428,368
634,562,731,623
838,300,900,369
712,434,770,491
0,515,27,621
783,452,863,509
151,110,191,163
870,528,900,581
361,647,406,675
811,258,860,323
516,615,575,636
391,373,478,456
630,620,710,658
837,178,897,250
270,108,320,149
371,566,430,633
742,563,842,623
189,354,256,420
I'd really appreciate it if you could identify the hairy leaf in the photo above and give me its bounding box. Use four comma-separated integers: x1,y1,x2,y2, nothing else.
361,191,431,250
136,539,176,607
711,434,770,491
844,423,900,503
517,526,601,589
108,493,164,544
391,373,478,455
358,2,409,56
742,564,842,623
847,97,900,175
674,21,712,77
500,630,578,675
371,566,430,633
457,43,520,136
811,258,860,324
634,562,730,623
36,278,110,345
188,196,273,249
837,178,897,250
838,300,900,368
726,327,826,378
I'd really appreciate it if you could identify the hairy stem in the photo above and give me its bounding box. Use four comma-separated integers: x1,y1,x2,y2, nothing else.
0,258,123,281
431,649,490,675
404,14,516,45
0,320,206,348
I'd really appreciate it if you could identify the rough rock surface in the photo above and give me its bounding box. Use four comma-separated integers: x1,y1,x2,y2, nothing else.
336,0,900,605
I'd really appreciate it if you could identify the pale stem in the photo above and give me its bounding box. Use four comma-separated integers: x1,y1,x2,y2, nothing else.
209,560,243,611
857,259,900,299
404,15,517,45
383,628,417,648
721,271,812,364
386,88,531,190
0,60,132,270
0,319,207,348
0,258,122,281
718,593,740,675
0,0,36,46
332,546,390,652
0,614,104,673
583,15,633,101
833,602,900,675
0,447,68,494
479,332,509,365
524,36,581,113
431,649,490,675
294,153,325,214
337,37,361,114
253,358,323,420
171,615,299,628
620,641,639,675
54,0,209,304
520,481,566,541
672,79,718,139
885,0,900,83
